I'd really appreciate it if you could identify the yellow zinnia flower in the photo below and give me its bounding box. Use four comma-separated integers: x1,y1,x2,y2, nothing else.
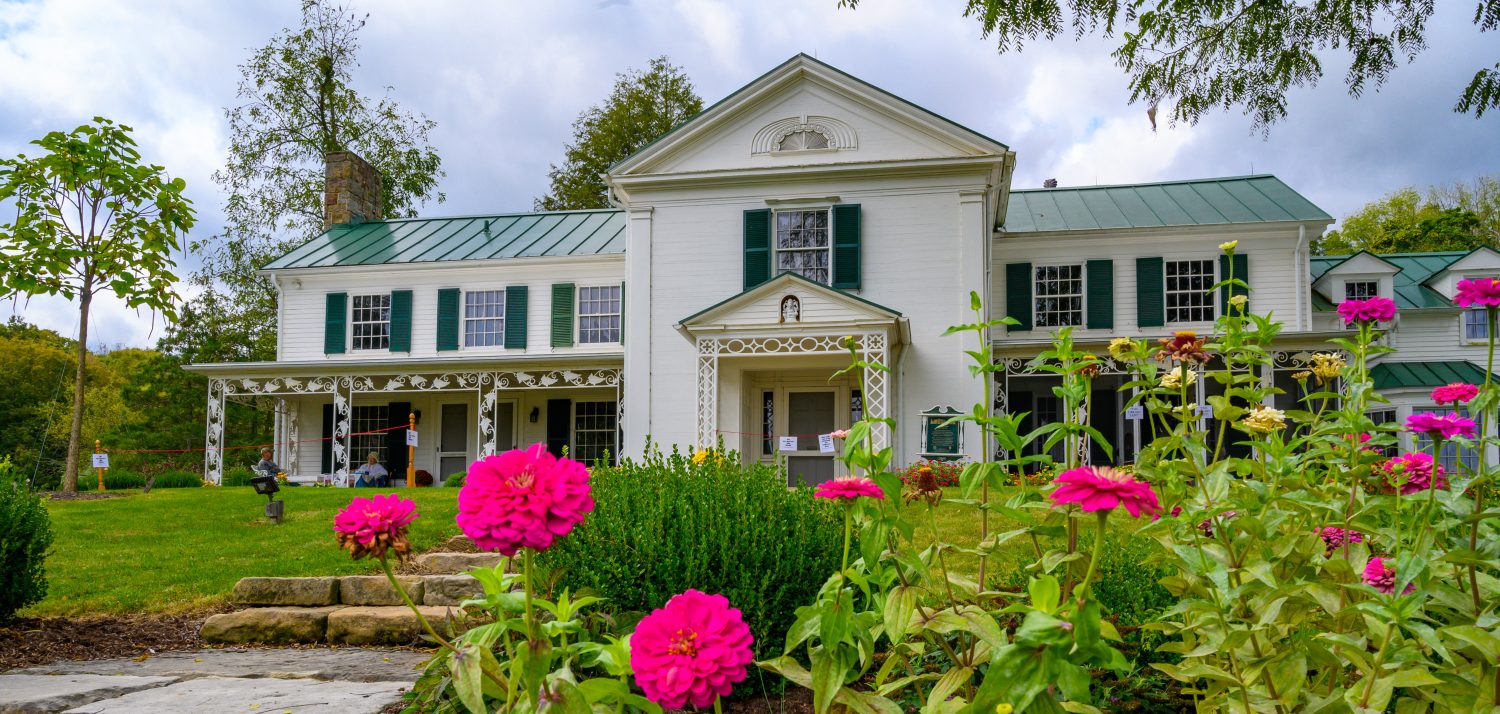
1161,368,1197,389
1219,240,1239,252
1241,405,1287,433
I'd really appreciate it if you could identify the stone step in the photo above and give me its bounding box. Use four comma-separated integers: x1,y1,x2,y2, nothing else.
415,551,503,574
229,573,482,607
201,605,471,646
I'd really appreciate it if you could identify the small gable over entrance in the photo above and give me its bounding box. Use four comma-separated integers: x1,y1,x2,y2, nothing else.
677,272,906,336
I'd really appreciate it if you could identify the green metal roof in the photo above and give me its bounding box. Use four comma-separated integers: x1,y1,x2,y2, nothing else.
1309,251,1464,311
1002,175,1332,233
1370,361,1491,390
262,209,625,270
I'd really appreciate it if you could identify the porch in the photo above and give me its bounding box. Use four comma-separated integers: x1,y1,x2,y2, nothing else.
187,359,621,485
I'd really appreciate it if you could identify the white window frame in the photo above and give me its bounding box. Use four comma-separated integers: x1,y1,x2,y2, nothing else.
1344,280,1380,301
576,284,623,345
1164,259,1217,324
1464,308,1490,344
350,294,391,351
571,400,619,465
773,208,832,285
463,289,507,348
1033,264,1085,328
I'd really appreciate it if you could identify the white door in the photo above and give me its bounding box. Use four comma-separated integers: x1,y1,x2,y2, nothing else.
784,389,837,486
437,402,469,484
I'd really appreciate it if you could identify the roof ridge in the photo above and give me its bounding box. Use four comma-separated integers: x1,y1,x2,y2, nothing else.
1011,174,1280,193
338,208,625,226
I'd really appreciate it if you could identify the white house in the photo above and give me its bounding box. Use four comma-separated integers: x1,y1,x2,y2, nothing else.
186,54,1497,485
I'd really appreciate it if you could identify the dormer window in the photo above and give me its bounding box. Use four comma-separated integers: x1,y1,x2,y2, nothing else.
1344,281,1379,300
775,129,830,151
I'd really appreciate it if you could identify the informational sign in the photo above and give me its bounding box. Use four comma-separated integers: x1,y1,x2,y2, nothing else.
778,436,799,452
1125,405,1145,420
92,453,109,468
1196,404,1212,417
817,433,836,453
405,429,419,448
922,414,961,456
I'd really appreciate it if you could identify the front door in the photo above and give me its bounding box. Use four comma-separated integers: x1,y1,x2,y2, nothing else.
438,402,469,485
785,389,837,486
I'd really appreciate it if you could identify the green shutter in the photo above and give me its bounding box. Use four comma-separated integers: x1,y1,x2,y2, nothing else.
551,283,575,348
1005,262,1033,331
832,204,862,289
743,209,771,290
436,288,460,352
1136,257,1165,328
320,403,334,473
389,290,412,352
505,285,528,349
1086,260,1114,330
1220,253,1249,312
323,292,347,354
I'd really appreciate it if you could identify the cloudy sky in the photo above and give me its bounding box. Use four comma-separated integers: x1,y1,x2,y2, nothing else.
2,0,1496,349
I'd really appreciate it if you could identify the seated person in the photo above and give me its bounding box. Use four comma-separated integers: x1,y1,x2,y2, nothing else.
254,449,280,479
353,451,389,487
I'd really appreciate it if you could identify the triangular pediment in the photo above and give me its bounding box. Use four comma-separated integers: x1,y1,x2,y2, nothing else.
1426,247,1500,298
679,273,901,331
1312,250,1402,294
611,54,1010,177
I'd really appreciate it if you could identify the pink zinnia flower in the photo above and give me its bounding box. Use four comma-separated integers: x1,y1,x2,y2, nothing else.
828,429,850,439
1318,527,1363,556
814,476,885,501
1406,412,1478,440
456,443,594,556
1381,452,1447,494
631,589,755,709
1431,382,1480,405
1336,296,1397,325
1363,557,1415,595
1454,277,1500,308
1198,511,1237,538
334,493,418,561
1049,466,1161,518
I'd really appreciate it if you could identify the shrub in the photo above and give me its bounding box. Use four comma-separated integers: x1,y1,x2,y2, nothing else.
221,465,256,487
0,457,53,622
151,470,203,489
540,445,844,674
443,471,465,487
897,459,962,487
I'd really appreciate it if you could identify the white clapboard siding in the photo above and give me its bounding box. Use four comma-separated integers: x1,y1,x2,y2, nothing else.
274,256,624,362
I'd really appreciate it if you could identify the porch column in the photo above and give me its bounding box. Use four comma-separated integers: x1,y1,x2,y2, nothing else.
286,400,300,477
334,377,353,485
204,378,227,484
479,373,500,457
696,337,719,448
861,333,890,451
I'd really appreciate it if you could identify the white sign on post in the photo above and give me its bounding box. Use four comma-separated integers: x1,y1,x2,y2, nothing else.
817,433,836,453
1196,404,1212,417
778,436,799,452
92,453,109,469
405,429,419,448
1124,405,1145,420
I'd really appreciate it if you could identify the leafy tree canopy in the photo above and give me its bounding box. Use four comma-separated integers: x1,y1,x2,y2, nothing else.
536,56,703,211
839,0,1500,129
1317,176,1500,255
173,0,444,364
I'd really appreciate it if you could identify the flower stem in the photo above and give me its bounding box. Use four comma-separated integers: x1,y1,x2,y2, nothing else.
380,554,454,651
523,547,538,641
840,505,853,577
1076,511,1109,603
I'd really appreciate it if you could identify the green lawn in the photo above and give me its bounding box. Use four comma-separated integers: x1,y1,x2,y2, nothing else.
30,487,461,617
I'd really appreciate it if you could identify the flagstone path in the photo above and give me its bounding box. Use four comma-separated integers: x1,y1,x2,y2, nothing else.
0,647,429,713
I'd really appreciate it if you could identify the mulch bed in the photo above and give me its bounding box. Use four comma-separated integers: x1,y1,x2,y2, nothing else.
0,612,209,671
45,491,122,501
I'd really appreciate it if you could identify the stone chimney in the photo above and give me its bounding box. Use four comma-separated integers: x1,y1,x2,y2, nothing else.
324,151,383,228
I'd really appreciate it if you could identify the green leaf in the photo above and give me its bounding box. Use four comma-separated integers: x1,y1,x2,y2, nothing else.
1029,574,1061,614
448,642,487,714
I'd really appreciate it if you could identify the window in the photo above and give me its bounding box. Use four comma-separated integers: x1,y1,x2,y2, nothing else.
1033,265,1084,327
762,390,775,457
351,405,389,467
1466,309,1489,341
573,401,618,465
578,285,622,344
1413,406,1481,472
775,210,830,284
464,290,506,347
1344,281,1379,300
351,294,391,350
1368,410,1398,457
1165,259,1216,323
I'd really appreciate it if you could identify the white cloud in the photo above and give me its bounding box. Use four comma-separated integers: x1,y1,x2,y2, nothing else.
1,0,1497,348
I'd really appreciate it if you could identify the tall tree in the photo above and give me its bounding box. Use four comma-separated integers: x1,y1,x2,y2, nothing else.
1317,185,1496,255
536,57,703,210
174,0,444,364
839,1,1500,129
0,118,196,492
